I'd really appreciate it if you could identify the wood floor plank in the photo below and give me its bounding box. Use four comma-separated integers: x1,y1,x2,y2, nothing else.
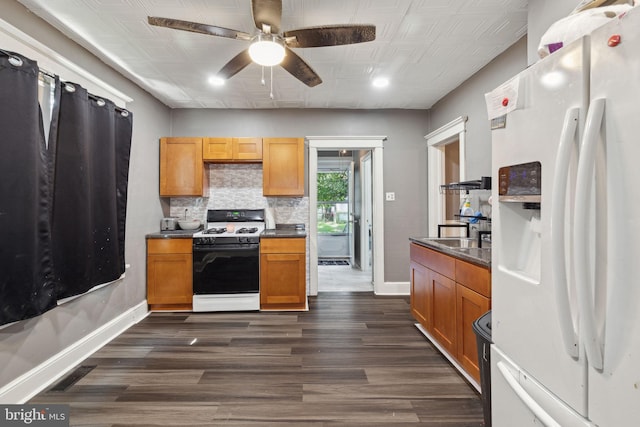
30,293,483,425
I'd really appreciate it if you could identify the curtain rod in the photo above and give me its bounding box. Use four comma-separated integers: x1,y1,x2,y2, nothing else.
1,48,129,116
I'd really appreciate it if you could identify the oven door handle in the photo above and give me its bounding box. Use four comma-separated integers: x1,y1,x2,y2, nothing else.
193,244,260,252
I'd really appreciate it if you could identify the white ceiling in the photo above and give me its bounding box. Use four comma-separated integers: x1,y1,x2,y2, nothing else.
16,0,528,109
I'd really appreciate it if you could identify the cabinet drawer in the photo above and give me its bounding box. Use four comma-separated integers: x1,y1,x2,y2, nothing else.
260,237,305,254
147,238,192,254
410,243,455,279
455,259,491,297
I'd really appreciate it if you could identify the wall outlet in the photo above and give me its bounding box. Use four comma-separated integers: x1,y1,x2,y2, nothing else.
385,192,395,201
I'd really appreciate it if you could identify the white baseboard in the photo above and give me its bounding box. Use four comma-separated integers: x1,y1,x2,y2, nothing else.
375,281,410,295
0,301,149,404
414,323,481,393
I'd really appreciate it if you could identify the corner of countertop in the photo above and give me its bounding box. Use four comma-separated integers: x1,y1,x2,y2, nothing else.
409,237,491,268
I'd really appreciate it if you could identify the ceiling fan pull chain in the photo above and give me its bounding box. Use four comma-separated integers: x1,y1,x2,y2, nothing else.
261,66,266,86
270,66,274,99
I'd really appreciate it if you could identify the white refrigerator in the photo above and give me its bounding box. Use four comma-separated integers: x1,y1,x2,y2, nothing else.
487,7,640,427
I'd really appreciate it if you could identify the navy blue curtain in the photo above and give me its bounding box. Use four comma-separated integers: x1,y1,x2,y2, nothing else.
51,82,132,299
0,51,57,325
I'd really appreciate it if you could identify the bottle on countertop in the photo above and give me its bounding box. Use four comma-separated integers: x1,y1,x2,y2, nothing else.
460,196,474,222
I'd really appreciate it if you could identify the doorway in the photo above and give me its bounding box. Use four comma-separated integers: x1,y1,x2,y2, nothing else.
426,117,467,237
307,136,386,296
316,150,372,292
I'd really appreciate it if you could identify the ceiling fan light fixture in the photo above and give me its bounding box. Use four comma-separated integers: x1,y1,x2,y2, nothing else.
372,77,390,88
208,76,226,86
249,34,285,66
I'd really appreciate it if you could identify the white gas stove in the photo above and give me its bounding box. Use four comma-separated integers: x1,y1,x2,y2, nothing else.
192,209,265,312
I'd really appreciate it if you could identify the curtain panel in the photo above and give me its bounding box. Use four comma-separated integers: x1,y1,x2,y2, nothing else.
0,51,57,325
0,49,132,326
51,83,132,298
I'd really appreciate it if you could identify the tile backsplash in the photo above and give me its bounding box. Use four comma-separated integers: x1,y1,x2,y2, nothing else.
169,164,309,227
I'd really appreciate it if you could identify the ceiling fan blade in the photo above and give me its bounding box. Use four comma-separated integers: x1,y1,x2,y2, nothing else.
148,17,252,41
280,47,322,87
284,25,376,48
251,0,282,33
218,49,253,80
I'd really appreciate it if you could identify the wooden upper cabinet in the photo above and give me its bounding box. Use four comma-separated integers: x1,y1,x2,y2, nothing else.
263,137,305,197
159,137,205,197
203,137,233,160
203,137,263,162
234,137,263,161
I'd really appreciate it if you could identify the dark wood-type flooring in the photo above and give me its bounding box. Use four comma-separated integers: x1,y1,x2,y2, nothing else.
31,293,484,426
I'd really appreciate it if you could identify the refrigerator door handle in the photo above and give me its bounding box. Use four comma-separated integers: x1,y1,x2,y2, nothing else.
551,107,580,358
497,361,562,427
574,97,606,370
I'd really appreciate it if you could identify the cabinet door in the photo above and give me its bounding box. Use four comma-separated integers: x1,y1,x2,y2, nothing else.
456,284,490,382
233,137,263,161
410,261,431,331
260,253,306,309
147,253,193,305
263,137,304,196
456,258,491,297
160,137,204,196
203,137,233,160
431,270,457,356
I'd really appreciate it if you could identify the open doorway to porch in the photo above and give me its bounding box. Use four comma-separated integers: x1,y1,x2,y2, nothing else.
307,136,385,296
316,150,372,292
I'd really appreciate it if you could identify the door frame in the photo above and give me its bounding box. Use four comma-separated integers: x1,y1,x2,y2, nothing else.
425,117,467,237
307,136,386,296
360,152,372,272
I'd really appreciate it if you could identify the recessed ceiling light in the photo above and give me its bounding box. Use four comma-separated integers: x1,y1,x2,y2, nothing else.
372,77,389,88
208,76,225,87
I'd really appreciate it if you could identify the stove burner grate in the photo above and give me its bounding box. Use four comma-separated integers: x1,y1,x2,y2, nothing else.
203,227,226,235
236,227,258,234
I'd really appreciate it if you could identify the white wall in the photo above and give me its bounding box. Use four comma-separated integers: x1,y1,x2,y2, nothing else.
0,0,170,400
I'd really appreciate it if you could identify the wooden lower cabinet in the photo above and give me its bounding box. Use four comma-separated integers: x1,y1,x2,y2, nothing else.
456,284,490,382
431,270,457,356
147,238,193,311
410,261,430,330
409,242,491,383
260,237,306,310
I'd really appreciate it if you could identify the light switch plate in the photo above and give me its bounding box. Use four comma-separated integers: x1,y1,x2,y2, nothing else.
386,192,395,201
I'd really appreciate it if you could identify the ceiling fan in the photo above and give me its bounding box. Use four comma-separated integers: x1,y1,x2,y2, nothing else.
148,0,376,88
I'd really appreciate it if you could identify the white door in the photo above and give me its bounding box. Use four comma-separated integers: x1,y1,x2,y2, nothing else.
348,160,355,267
490,36,590,422
361,152,372,271
586,10,640,426
492,346,594,427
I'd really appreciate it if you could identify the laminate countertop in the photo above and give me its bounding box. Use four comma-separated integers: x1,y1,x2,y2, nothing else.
145,228,307,239
409,237,491,268
261,229,307,238
146,229,200,239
